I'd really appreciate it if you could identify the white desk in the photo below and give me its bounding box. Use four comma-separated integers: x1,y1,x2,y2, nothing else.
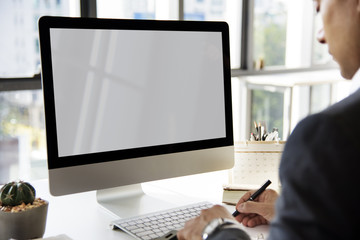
33,171,269,240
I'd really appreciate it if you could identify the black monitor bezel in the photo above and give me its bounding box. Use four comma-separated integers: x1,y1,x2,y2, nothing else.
39,16,233,169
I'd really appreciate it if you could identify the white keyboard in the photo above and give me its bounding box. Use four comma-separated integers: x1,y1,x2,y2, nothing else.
111,201,213,240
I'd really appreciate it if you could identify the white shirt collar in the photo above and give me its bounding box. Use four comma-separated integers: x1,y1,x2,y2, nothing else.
350,68,360,94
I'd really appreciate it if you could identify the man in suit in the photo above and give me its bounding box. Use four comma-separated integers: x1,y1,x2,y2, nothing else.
178,0,360,239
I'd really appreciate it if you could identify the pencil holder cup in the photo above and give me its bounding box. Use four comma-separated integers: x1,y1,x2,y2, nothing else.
229,141,286,188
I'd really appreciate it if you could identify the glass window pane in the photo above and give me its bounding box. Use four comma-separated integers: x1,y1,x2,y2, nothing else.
250,89,284,139
97,0,178,20
0,0,79,183
254,0,322,69
253,0,288,69
184,0,242,69
0,0,79,78
0,90,46,183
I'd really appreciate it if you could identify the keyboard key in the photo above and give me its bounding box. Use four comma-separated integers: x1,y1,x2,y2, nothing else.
126,225,139,230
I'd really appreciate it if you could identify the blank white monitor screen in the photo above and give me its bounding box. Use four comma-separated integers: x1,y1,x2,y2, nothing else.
50,29,226,157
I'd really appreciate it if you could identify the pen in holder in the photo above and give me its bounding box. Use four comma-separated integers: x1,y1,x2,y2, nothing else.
229,141,286,189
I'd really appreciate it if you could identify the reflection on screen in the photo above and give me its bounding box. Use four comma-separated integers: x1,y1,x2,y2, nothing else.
50,29,226,157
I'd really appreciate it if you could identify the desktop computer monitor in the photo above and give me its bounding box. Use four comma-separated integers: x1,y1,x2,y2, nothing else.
39,16,234,217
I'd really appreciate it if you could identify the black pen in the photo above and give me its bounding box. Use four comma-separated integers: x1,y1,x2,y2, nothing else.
232,180,272,217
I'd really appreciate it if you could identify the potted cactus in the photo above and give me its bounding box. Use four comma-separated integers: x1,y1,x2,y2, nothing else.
0,180,48,240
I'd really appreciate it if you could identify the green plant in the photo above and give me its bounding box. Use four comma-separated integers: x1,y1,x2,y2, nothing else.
0,181,35,207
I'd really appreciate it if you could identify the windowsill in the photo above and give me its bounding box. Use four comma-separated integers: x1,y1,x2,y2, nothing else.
235,68,346,87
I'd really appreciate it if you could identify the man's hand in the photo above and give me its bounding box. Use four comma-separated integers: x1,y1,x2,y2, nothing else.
177,205,234,240
234,189,278,227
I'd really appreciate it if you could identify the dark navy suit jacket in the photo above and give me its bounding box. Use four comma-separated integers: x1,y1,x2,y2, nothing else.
210,89,360,239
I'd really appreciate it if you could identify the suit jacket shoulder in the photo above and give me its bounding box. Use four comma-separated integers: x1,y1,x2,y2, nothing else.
268,90,360,239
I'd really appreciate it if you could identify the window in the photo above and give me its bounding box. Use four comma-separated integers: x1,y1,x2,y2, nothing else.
242,0,343,143
250,88,284,138
0,90,46,182
0,0,79,77
253,0,288,68
0,0,79,184
252,0,336,70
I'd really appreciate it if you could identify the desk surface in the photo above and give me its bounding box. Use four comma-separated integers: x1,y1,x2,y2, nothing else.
33,171,269,240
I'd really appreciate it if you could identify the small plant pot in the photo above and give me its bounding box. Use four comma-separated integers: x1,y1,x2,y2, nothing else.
0,200,48,240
